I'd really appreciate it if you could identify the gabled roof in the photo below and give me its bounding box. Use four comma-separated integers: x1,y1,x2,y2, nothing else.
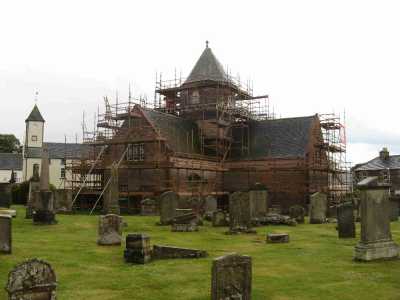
0,153,23,170
25,143,89,159
141,108,201,154
184,46,228,84
237,115,316,159
353,155,400,171
25,105,45,122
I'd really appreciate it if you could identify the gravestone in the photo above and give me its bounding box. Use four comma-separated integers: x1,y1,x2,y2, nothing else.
103,162,120,215
54,189,73,213
153,245,208,259
0,183,12,208
337,202,356,238
159,191,179,225
205,195,218,214
124,233,152,264
249,183,268,219
6,259,57,300
354,177,400,261
26,164,40,219
212,210,228,227
33,147,57,225
289,205,305,224
389,197,399,222
267,233,289,243
171,211,199,232
211,253,252,300
229,191,255,233
260,213,297,226
140,198,158,216
309,192,328,224
0,214,12,254
97,214,123,245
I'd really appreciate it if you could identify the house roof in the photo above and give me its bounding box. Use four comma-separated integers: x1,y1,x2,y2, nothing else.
353,155,400,171
141,108,201,154
0,153,23,170
184,46,228,84
25,105,45,122
25,143,89,159
239,115,316,159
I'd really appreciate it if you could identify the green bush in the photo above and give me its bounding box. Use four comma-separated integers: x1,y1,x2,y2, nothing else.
11,181,30,205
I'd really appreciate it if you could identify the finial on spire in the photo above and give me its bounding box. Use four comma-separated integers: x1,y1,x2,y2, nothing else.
34,91,39,104
206,40,209,48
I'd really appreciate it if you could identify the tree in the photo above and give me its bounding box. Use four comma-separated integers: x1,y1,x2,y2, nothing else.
0,134,21,153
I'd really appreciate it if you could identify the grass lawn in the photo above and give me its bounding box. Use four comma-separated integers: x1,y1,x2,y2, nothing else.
1,205,400,300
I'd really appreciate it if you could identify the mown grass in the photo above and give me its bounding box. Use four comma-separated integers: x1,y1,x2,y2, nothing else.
1,205,400,299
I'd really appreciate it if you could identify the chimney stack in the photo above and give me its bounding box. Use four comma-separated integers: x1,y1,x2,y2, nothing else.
379,147,390,161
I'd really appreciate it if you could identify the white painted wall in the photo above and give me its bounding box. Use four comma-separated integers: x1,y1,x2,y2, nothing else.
0,170,23,183
25,121,44,148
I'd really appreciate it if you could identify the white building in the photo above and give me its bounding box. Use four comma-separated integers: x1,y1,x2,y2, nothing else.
22,104,88,188
0,153,23,183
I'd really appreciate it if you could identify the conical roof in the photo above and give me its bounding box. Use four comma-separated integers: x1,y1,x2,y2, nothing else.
185,44,228,84
25,104,45,122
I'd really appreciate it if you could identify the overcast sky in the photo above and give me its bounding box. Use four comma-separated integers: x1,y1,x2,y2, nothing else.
1,0,399,165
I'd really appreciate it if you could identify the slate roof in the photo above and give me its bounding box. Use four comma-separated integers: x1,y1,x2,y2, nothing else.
25,143,89,159
0,153,23,170
353,155,400,171
141,108,201,154
238,115,316,159
25,105,45,122
184,46,229,84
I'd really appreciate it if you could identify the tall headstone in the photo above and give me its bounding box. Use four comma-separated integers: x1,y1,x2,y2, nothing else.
103,162,120,215
124,233,152,264
0,214,12,254
6,259,57,299
0,183,12,208
159,191,179,225
249,183,268,219
97,214,123,245
337,202,356,238
309,192,328,224
229,192,255,233
289,205,305,224
33,147,57,225
354,177,400,261
211,253,252,300
26,164,40,219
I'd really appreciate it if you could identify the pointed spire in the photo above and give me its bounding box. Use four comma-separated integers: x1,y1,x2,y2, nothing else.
184,42,228,84
25,104,45,123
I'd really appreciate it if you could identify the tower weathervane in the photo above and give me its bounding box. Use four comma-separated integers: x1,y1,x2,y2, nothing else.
206,40,209,48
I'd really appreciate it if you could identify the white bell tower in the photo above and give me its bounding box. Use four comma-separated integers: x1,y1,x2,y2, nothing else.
25,104,45,148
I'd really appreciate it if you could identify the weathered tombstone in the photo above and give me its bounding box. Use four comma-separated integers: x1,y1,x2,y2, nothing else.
171,211,199,232
0,214,12,254
289,205,305,224
249,183,268,219
187,196,204,216
33,147,57,225
124,233,152,264
212,210,228,227
103,162,120,215
389,197,399,222
205,195,218,214
337,202,356,238
153,245,208,259
140,198,158,216
229,191,255,234
54,189,73,213
267,233,289,243
354,177,400,261
0,183,12,208
6,259,57,299
260,213,297,226
97,214,123,245
309,192,328,224
26,164,40,219
159,191,179,225
211,253,252,300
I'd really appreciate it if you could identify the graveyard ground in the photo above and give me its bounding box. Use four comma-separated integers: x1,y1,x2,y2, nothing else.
1,206,400,300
